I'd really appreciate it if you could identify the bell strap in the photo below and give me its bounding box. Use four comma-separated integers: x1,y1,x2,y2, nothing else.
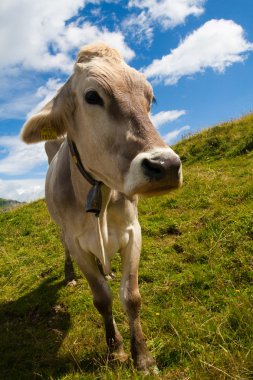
67,137,102,217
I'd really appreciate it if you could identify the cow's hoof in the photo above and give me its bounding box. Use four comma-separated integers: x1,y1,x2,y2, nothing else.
110,344,129,363
105,272,115,281
111,350,129,363
135,355,158,375
140,365,159,377
146,365,159,375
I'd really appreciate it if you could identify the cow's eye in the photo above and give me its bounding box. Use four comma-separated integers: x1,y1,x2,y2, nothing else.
85,91,104,106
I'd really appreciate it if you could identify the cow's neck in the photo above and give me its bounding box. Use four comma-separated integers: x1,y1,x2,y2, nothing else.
68,145,112,214
68,142,112,275
68,137,104,216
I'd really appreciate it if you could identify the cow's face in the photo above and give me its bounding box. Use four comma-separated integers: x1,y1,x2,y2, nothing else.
21,43,182,196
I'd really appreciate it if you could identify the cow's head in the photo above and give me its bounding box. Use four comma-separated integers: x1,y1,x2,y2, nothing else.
21,43,182,196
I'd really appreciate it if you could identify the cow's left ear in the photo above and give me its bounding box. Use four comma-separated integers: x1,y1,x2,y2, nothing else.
21,79,74,144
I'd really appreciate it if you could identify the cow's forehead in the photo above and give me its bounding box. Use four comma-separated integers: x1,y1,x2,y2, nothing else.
74,58,153,103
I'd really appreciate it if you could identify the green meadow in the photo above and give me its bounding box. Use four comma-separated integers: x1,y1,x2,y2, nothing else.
1,114,253,379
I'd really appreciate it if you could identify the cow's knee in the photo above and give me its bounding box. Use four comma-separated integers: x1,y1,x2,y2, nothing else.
121,288,142,319
93,287,112,317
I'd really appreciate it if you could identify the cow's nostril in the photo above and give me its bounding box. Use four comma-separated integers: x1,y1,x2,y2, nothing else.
141,155,182,183
141,158,165,180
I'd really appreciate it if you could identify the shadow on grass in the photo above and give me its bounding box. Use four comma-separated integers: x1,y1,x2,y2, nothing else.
0,278,74,379
0,277,132,379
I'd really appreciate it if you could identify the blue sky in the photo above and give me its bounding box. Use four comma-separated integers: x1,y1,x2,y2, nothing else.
0,0,252,201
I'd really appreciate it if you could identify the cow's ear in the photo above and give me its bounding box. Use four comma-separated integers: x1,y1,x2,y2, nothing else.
21,79,74,144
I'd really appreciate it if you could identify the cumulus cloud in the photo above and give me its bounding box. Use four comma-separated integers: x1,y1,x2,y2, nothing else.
123,11,154,46
125,0,205,43
0,1,134,119
57,20,135,63
144,19,253,84
0,179,45,202
0,69,41,120
0,135,47,175
0,135,47,202
163,125,190,144
0,75,65,120
129,0,205,28
151,109,186,128
27,78,65,119
0,0,134,74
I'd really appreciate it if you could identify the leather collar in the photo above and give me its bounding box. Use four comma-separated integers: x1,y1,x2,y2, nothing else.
67,137,102,217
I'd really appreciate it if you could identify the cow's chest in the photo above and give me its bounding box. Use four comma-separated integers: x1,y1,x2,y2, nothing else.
77,217,132,259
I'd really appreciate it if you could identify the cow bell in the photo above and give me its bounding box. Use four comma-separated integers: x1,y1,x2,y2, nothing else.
85,182,102,217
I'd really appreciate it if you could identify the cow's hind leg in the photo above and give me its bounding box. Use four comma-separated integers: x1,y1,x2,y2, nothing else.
61,231,76,284
72,248,128,362
64,247,76,284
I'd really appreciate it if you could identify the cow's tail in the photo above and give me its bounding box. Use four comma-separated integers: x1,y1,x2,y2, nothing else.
45,137,65,164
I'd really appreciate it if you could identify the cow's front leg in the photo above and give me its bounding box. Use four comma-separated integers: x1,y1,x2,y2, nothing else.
71,247,128,362
120,224,157,373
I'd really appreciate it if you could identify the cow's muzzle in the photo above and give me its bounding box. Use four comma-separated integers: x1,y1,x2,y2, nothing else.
124,148,183,196
141,155,181,186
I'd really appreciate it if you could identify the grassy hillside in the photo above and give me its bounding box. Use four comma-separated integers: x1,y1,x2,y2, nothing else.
0,114,253,380
175,113,253,163
0,198,24,211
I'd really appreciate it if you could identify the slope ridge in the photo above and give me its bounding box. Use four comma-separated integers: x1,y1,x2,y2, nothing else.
175,113,253,163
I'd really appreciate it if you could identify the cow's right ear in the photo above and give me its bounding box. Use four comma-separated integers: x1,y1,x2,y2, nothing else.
21,79,74,144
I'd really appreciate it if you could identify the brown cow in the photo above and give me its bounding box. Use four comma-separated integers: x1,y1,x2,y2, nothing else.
21,43,182,374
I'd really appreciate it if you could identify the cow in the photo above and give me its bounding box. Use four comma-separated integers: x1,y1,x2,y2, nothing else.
21,43,182,374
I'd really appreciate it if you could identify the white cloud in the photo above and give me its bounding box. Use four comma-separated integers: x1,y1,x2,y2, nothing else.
27,78,65,119
129,0,205,28
0,0,83,72
144,19,253,84
123,11,154,45
57,20,135,63
125,0,205,43
0,0,134,74
0,135,47,175
0,178,45,202
163,125,190,144
151,109,186,128
0,69,43,120
0,1,134,119
0,93,39,120
0,73,65,120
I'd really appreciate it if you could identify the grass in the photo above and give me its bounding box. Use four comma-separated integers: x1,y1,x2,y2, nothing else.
0,114,253,379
